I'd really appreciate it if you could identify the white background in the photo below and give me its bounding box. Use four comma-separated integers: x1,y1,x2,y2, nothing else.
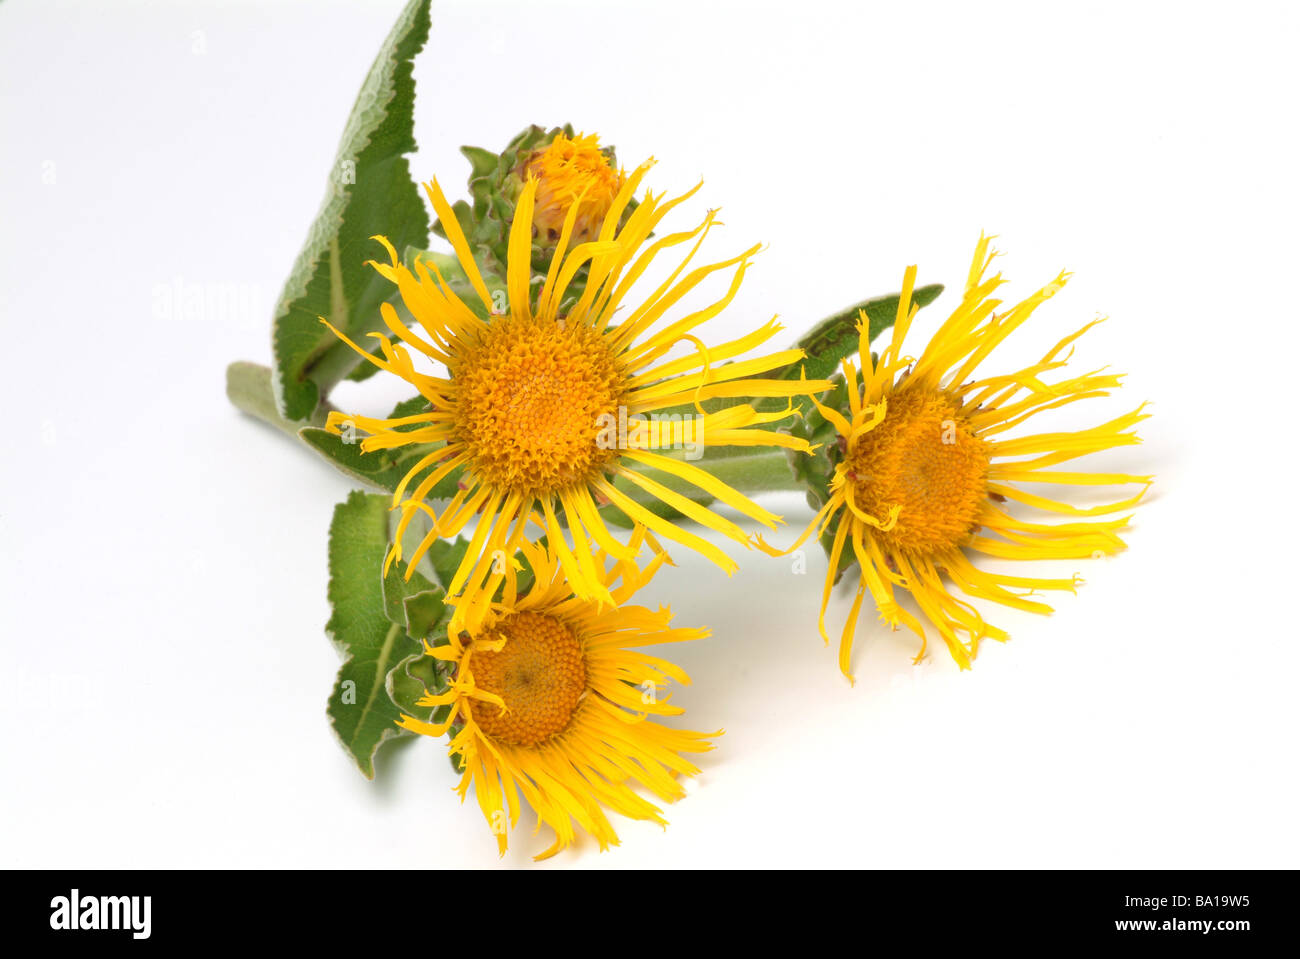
2,0,1298,868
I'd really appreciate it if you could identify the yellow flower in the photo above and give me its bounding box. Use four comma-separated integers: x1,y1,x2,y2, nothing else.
767,236,1151,678
323,157,828,635
397,529,716,859
523,131,623,243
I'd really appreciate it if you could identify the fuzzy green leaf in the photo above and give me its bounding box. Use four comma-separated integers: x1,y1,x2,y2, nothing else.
382,552,450,643
425,537,471,593
300,428,416,493
388,650,441,719
325,491,429,779
381,558,435,630
270,0,433,421
298,441,460,507
403,592,449,643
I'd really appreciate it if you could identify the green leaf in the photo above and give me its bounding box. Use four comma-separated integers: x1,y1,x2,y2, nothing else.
270,0,433,422
325,490,426,779
300,428,413,492
779,284,944,385
388,650,441,718
403,592,449,643
425,537,471,593
382,545,460,738
297,430,462,498
381,557,434,629
382,553,450,643
297,393,465,494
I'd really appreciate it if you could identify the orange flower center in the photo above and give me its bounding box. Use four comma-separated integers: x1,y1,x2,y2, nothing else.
846,385,991,555
470,612,587,747
450,316,625,497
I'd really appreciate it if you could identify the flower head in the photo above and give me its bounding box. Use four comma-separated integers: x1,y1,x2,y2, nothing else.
397,529,716,859
323,155,828,634
523,131,624,243
767,236,1151,678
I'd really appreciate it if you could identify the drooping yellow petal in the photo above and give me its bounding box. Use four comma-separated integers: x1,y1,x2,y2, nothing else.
424,177,495,313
